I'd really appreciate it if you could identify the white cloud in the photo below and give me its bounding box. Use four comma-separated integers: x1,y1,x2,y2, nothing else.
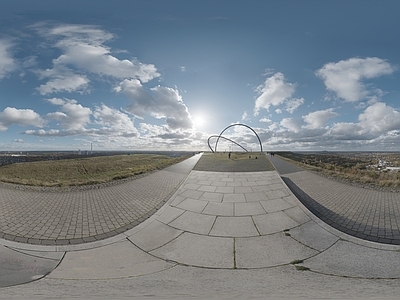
0,107,45,131
54,43,159,82
151,86,194,129
285,97,304,114
0,39,16,80
280,118,301,133
358,102,400,134
259,117,272,123
329,102,400,141
302,108,338,129
25,129,60,136
254,72,296,115
117,79,194,130
114,79,153,118
34,23,160,95
316,57,394,102
37,74,89,95
138,122,197,149
241,111,248,121
330,122,364,140
46,98,91,131
93,104,139,137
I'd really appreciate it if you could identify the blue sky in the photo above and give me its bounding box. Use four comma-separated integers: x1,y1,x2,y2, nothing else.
0,0,399,152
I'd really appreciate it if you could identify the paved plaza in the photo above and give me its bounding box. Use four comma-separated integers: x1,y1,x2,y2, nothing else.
0,155,198,245
269,155,400,245
1,153,400,299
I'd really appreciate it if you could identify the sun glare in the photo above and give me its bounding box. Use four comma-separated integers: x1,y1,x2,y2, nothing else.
193,115,205,128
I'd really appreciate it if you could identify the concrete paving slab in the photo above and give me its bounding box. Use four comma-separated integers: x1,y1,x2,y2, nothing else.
209,216,260,237
264,188,291,199
0,245,62,288
128,220,183,252
5,153,400,298
305,240,400,278
244,191,269,202
211,181,227,187
234,202,266,216
253,211,299,235
202,202,234,216
215,186,235,193
156,206,185,225
182,183,201,190
199,191,223,202
235,233,319,269
168,211,216,234
260,198,294,213
169,195,186,207
6,248,65,261
234,186,254,193
197,185,217,192
150,232,234,268
226,181,243,187
223,193,246,202
4,263,400,299
289,220,340,251
283,206,311,224
48,239,174,280
175,198,208,213
282,194,300,206
178,189,204,200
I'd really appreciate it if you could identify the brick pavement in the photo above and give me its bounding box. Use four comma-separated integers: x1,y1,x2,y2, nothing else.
269,155,400,245
0,154,201,245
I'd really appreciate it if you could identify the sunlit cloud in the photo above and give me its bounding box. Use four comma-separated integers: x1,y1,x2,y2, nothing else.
358,102,400,134
0,107,45,131
117,79,194,130
254,72,296,115
93,104,139,137
316,57,394,102
46,98,92,131
302,108,338,129
33,23,160,95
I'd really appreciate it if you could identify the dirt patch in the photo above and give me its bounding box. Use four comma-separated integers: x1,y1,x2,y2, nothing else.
194,152,275,172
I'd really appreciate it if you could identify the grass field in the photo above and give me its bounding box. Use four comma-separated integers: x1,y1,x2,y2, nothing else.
276,152,400,190
0,154,190,187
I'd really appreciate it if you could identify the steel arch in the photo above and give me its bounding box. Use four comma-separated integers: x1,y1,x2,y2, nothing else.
207,135,248,153
214,123,263,153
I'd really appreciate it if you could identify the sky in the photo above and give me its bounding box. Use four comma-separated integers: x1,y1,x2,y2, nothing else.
0,0,400,152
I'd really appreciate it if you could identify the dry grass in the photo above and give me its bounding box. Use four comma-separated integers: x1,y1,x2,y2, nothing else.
277,153,400,190
0,154,190,187
193,152,275,172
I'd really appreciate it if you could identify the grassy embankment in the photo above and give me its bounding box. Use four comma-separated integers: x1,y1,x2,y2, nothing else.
276,152,400,189
0,154,190,187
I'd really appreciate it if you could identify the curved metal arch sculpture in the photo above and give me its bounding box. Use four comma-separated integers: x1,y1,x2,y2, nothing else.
207,135,248,153
209,123,263,153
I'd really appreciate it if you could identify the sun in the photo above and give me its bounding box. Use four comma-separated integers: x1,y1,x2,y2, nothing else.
193,115,205,128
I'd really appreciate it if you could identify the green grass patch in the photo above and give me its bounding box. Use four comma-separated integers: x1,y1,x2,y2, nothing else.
290,259,309,271
295,265,310,271
290,259,304,265
0,154,190,187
